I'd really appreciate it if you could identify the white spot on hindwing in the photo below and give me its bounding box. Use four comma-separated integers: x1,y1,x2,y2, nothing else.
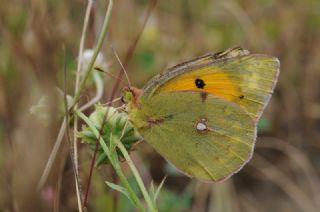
196,122,207,131
195,118,209,133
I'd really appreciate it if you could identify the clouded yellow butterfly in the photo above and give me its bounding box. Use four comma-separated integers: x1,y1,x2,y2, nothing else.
124,47,280,182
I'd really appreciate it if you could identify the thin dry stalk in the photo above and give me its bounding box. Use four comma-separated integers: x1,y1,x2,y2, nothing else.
258,137,320,208
251,154,319,212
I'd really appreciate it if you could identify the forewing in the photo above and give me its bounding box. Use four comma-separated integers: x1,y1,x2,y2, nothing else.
215,55,280,121
130,92,256,181
142,49,280,122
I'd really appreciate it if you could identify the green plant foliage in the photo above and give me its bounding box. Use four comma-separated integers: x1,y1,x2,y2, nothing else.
258,116,272,132
157,188,192,212
79,105,141,166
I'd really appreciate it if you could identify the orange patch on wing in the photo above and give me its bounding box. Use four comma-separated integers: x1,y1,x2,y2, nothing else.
158,67,241,101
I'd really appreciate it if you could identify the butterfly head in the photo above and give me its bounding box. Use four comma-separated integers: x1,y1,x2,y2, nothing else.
121,86,142,106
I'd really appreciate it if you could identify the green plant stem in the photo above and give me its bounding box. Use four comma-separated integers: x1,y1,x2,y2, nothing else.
38,118,67,189
75,110,144,211
79,71,104,111
38,0,113,191
72,0,113,109
116,140,157,212
72,0,94,209
38,70,104,190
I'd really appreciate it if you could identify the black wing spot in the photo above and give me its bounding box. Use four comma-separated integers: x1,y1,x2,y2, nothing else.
195,78,206,89
239,95,244,99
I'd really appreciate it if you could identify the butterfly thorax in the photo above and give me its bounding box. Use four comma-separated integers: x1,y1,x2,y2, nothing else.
123,87,170,133
123,87,150,130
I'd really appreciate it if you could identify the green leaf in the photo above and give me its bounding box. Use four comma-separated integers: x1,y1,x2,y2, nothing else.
149,181,155,197
258,116,272,132
105,181,136,206
154,176,167,202
79,105,141,165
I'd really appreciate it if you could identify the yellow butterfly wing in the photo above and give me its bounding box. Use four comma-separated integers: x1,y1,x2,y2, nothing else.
127,47,279,181
129,92,255,181
142,47,280,122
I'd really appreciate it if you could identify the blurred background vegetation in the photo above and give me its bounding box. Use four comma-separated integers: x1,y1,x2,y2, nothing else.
1,0,320,211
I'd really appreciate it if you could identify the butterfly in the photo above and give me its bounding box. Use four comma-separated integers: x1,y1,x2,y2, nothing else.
123,47,280,182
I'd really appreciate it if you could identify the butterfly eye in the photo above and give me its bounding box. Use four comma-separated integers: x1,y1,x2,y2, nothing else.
120,96,125,103
121,90,133,104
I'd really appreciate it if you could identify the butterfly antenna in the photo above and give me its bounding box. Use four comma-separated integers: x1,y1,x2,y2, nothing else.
110,44,132,88
94,66,121,80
